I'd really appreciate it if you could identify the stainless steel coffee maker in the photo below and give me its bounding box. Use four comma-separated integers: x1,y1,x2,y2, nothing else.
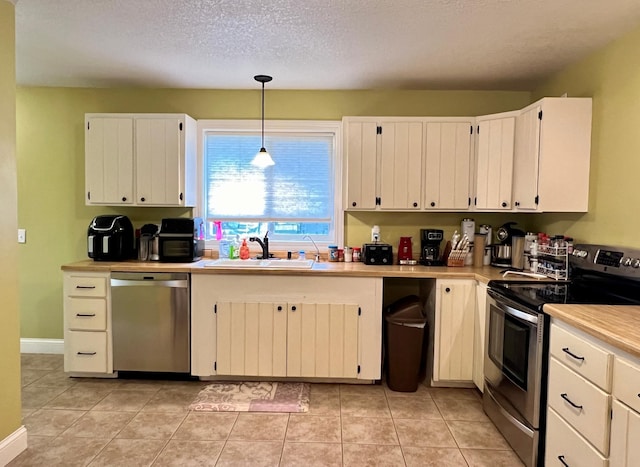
490,222,525,267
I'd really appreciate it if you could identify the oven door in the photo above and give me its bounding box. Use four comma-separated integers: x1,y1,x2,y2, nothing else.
484,289,546,428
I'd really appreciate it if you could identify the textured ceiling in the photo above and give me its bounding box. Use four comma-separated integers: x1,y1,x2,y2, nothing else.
14,0,640,90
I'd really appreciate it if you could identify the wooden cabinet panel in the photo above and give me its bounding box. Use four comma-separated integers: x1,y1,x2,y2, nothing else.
85,116,134,205
66,275,107,297
472,282,487,392
434,279,476,382
546,407,608,467
66,297,107,331
613,357,640,413
610,399,640,467
550,322,613,391
345,121,377,209
475,116,515,210
424,122,473,210
548,356,611,455
513,105,541,210
379,122,422,210
65,330,108,373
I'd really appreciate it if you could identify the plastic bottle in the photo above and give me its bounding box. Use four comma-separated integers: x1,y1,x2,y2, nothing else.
240,238,250,260
229,236,240,259
298,251,306,261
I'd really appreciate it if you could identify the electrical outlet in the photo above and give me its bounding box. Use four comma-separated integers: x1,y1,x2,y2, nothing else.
18,228,26,244
371,225,380,242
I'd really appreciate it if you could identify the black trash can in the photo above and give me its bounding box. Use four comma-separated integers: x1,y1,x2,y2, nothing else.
384,295,427,392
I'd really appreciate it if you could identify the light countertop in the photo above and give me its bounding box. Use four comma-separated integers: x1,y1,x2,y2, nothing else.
544,303,640,359
61,258,519,283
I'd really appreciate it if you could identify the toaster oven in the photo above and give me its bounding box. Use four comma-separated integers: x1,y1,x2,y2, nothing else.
159,217,205,262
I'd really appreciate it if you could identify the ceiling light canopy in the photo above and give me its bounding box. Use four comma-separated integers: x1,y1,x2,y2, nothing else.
252,74,275,168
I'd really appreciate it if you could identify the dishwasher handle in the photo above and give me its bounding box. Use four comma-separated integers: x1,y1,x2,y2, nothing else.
110,278,188,288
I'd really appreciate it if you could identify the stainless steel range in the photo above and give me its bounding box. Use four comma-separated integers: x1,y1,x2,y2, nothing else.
484,243,640,467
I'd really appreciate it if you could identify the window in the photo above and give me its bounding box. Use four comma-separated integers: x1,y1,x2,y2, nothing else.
197,120,343,249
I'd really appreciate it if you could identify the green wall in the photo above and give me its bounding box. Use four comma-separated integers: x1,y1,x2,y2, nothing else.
532,25,640,246
17,88,531,339
1,0,22,444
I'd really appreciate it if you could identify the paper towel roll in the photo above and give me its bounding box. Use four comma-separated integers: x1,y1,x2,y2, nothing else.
473,233,486,266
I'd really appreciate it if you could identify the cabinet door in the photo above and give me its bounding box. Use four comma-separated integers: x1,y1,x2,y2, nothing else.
216,302,287,377
611,400,640,467
135,117,184,206
287,303,359,378
85,117,134,205
379,121,423,210
424,122,473,210
345,121,378,209
513,106,541,210
434,279,476,382
475,117,515,210
472,282,487,392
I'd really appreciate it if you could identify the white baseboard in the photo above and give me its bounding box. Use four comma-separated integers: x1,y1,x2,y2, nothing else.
0,426,27,466
20,338,64,354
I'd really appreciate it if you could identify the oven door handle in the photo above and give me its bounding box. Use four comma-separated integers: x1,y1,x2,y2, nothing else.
486,386,534,437
495,300,539,325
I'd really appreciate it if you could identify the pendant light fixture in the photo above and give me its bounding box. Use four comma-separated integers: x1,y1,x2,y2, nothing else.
251,74,275,168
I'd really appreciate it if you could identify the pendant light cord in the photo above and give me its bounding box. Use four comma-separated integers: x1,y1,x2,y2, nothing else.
261,81,265,149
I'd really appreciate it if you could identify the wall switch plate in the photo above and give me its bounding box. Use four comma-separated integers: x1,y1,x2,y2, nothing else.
18,229,26,244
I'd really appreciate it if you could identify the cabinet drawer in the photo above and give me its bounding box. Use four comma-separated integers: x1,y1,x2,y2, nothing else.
64,331,108,373
548,357,611,455
550,323,613,391
66,298,107,331
614,357,640,413
66,276,107,298
545,407,608,467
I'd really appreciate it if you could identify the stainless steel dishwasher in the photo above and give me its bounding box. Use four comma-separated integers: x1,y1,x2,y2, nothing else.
111,272,190,373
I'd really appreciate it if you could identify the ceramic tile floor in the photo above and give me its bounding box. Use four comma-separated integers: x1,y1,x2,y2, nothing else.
11,354,524,466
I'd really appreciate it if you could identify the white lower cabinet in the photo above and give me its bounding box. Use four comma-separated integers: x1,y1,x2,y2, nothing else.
472,281,487,392
63,271,112,374
432,279,476,383
191,274,382,380
547,319,640,466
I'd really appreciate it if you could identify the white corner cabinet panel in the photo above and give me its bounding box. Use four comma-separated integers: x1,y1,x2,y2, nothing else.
474,112,517,211
191,274,383,381
85,113,197,207
432,279,476,384
343,118,423,211
63,271,113,375
423,120,474,210
512,97,592,212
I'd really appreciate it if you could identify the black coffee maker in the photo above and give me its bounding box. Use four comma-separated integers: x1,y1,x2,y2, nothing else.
420,229,444,266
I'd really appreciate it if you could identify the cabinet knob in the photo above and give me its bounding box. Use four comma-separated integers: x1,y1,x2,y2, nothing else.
445,287,451,293
291,305,297,312
122,197,127,202
501,202,507,208
277,306,282,311
430,201,436,207
413,202,418,207
140,197,146,202
352,202,357,207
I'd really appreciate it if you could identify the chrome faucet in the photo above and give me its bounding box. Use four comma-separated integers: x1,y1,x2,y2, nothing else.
303,235,321,262
249,232,270,259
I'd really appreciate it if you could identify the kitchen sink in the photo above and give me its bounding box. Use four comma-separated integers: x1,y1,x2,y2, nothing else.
203,259,315,269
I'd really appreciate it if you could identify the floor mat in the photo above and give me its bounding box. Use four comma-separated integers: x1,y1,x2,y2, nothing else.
189,381,310,412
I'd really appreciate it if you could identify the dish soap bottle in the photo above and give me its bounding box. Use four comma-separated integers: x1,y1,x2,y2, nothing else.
240,238,250,260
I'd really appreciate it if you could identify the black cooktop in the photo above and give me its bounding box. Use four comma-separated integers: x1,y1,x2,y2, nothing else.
489,244,640,311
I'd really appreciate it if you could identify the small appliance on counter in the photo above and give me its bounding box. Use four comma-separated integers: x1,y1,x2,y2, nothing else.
362,243,393,265
87,215,135,261
159,217,205,262
490,222,525,267
397,237,414,264
138,223,160,261
419,229,444,266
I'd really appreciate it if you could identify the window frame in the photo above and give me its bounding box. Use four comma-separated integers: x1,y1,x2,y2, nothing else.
195,119,344,252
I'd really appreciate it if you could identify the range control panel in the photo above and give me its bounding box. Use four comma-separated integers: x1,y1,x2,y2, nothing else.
571,244,640,277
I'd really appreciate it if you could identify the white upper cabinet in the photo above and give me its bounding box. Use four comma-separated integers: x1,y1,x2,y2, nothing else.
424,121,474,210
474,113,516,210
344,118,423,211
85,116,134,205
85,113,197,207
512,97,592,212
